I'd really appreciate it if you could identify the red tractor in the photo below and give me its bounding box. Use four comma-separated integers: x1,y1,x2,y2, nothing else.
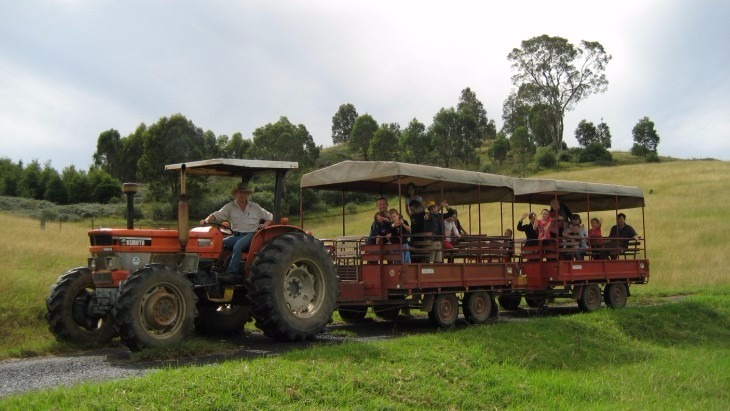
46,159,338,351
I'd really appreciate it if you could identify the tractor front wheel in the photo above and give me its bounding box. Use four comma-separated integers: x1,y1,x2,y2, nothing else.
249,233,338,341
114,265,197,351
45,267,116,345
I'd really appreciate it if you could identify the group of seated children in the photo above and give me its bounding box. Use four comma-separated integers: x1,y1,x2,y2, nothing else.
369,206,412,263
367,194,469,264
517,199,640,260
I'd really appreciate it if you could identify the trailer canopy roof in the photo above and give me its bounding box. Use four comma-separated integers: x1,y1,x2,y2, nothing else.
513,178,645,212
300,161,514,205
165,158,298,177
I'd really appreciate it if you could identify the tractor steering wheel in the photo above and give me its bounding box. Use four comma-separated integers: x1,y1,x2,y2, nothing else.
204,221,233,236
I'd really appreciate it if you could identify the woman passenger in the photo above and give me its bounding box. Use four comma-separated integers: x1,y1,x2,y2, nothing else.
588,217,606,259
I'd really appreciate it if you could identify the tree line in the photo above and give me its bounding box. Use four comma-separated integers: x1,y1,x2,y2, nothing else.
0,34,661,215
334,35,660,175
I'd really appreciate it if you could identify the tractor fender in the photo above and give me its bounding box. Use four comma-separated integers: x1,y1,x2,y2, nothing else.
244,225,307,273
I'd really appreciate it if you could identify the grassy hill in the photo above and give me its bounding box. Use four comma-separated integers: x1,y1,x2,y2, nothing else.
1,159,729,408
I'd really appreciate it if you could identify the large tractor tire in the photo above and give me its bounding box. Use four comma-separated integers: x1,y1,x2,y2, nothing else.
45,267,116,345
195,304,251,335
114,265,197,351
249,233,338,341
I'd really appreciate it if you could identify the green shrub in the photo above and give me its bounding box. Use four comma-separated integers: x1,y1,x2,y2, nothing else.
579,142,613,163
646,152,661,163
251,192,274,211
558,150,573,163
151,202,174,221
631,143,648,157
535,147,558,169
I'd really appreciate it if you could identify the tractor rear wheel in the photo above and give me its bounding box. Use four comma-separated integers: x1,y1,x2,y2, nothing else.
45,267,116,345
196,304,250,335
463,291,494,324
114,265,197,351
249,232,338,341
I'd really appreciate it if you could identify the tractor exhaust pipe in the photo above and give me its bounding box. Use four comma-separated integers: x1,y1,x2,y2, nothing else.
178,164,189,252
122,183,139,229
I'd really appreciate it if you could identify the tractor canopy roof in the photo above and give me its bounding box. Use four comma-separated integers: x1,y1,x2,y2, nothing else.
165,158,298,177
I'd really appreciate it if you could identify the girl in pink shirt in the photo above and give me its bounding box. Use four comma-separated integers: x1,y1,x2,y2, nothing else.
535,209,552,240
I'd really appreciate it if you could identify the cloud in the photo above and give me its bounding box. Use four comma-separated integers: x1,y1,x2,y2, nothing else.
1,0,729,172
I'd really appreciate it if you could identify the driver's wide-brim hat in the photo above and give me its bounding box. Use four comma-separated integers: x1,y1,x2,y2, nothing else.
230,183,253,195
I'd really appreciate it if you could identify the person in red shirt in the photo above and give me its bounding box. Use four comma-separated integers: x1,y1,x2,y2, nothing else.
535,209,552,240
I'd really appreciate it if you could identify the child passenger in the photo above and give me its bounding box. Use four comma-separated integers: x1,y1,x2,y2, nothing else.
535,209,552,240
386,209,411,263
588,217,607,259
563,214,588,259
373,211,391,244
442,209,461,249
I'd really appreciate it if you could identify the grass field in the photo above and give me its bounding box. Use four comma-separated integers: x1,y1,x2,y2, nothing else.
1,159,729,408
3,290,729,409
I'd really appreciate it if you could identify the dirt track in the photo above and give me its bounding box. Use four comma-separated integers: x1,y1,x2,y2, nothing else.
0,304,587,398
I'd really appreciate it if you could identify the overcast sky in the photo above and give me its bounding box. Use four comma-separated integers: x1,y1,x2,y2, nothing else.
1,0,728,171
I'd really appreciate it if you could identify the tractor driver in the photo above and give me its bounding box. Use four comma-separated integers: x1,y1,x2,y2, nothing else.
200,182,273,283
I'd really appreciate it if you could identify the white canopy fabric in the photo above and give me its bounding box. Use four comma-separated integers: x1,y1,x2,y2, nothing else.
513,178,645,212
300,161,515,205
300,161,645,211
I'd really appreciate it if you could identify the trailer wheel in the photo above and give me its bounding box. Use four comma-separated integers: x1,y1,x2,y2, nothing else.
195,304,250,335
463,291,493,324
525,297,548,309
373,305,400,321
497,295,522,311
429,294,459,327
338,305,368,323
578,284,602,312
114,265,197,351
250,232,338,341
604,283,628,309
45,267,117,345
